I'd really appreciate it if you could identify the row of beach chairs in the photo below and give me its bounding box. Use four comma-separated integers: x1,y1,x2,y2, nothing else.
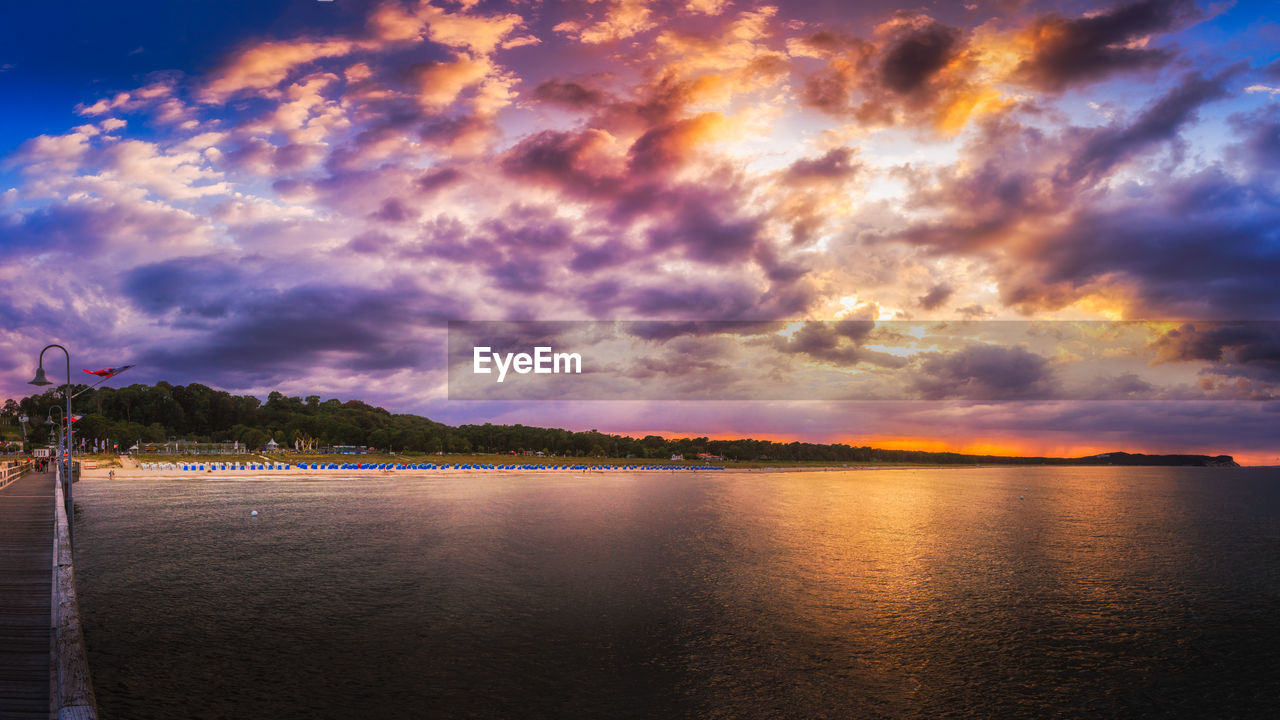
161,462,726,472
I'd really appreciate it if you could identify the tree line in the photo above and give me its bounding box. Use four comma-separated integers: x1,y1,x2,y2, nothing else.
1,381,1211,465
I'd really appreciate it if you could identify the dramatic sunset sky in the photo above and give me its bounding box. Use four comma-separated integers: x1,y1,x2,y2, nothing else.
1,0,1277,462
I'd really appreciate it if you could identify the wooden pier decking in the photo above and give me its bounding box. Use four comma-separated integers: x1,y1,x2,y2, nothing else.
0,469,53,720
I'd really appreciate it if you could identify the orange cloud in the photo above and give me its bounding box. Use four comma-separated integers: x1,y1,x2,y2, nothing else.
414,53,496,110
560,0,657,45
629,112,728,173
372,0,524,53
202,39,359,102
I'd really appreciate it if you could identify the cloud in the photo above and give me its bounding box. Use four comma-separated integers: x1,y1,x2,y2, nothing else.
1227,104,1280,177
75,81,176,117
501,128,624,199
769,320,904,367
370,0,523,54
559,0,657,45
997,169,1280,318
887,65,1265,318
783,146,860,184
201,39,359,102
413,53,497,110
415,166,465,194
1058,66,1239,186
914,344,1055,400
532,79,607,109
137,280,465,388
645,188,762,262
792,12,1004,133
918,283,953,310
1,195,210,260
1013,0,1199,91
628,112,727,174
1151,323,1280,384
877,17,963,95
122,257,243,318
685,0,730,15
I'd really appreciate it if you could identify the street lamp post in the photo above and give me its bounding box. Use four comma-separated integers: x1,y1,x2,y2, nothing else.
47,407,66,465
30,344,73,536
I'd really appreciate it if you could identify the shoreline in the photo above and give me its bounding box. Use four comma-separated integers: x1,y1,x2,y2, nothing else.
79,463,1248,480
82,465,964,480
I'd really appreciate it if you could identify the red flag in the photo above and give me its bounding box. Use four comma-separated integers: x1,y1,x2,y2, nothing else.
83,365,135,378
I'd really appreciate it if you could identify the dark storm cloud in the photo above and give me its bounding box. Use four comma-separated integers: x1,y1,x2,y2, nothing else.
1014,0,1198,91
783,147,860,183
914,344,1054,400
878,21,962,95
532,78,607,108
415,167,463,194
140,282,464,386
627,115,712,174
500,129,621,199
646,193,763,263
369,198,415,223
918,283,954,311
122,257,242,317
1151,323,1280,383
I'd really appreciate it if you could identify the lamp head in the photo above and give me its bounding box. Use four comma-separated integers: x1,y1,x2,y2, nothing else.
28,366,52,386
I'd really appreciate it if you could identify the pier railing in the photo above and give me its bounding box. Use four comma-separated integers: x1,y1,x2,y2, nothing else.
53,464,98,720
0,459,31,490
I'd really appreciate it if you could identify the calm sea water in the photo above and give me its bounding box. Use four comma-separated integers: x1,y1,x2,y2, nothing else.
73,467,1280,719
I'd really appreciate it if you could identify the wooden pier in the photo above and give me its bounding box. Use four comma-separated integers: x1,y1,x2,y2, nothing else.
0,468,52,720
0,464,97,720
